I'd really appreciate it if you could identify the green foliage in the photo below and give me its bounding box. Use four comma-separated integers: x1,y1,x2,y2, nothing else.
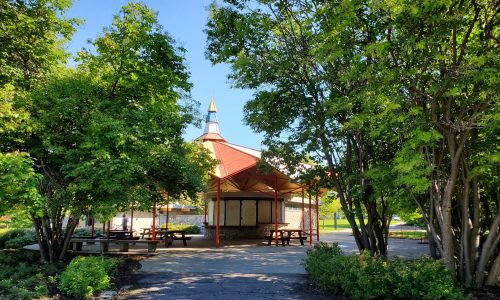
0,228,36,249
306,243,464,300
0,152,41,215
162,223,201,234
59,256,119,299
73,227,103,237
0,250,63,299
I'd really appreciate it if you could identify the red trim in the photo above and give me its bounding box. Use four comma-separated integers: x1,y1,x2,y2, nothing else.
309,193,312,246
216,178,221,248
274,175,279,246
203,202,207,224
107,220,110,240
131,209,134,232
152,201,157,241
166,194,170,229
316,193,320,242
301,189,305,233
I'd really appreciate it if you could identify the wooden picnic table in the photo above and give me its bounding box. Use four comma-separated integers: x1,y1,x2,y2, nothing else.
267,229,307,246
140,228,191,246
158,230,191,246
108,230,135,239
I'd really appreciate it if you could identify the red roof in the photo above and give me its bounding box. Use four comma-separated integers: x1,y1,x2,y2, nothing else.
212,141,259,178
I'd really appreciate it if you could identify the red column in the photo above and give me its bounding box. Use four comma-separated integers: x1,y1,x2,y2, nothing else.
309,192,312,246
301,188,305,232
203,202,207,224
91,217,95,238
152,201,157,241
216,178,221,248
130,209,134,232
166,194,170,229
107,220,110,240
316,192,320,242
274,175,278,246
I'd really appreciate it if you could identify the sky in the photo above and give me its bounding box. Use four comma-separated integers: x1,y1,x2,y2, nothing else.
65,0,264,149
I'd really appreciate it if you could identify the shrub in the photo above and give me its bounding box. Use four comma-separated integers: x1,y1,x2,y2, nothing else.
73,227,102,237
59,256,119,299
161,223,200,234
305,243,464,300
0,229,36,249
0,250,60,299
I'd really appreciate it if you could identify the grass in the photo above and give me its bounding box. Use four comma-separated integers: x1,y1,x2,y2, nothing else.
318,219,405,234
388,230,427,240
318,219,353,233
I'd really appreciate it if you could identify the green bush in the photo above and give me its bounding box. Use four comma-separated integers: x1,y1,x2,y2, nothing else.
162,223,201,234
0,250,61,299
0,229,36,249
59,256,119,299
73,227,102,237
305,243,464,300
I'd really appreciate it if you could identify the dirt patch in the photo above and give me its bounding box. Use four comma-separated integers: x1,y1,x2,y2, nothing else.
111,255,146,290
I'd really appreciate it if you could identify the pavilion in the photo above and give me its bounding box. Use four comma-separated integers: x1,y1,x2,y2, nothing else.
198,100,320,247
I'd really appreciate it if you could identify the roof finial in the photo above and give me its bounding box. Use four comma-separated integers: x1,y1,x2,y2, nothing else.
208,99,217,112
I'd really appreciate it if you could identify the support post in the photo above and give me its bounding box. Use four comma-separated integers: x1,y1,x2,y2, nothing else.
152,201,157,241
166,193,170,230
309,192,312,246
316,192,320,242
130,209,134,232
107,220,110,240
274,175,279,246
203,202,207,224
216,178,221,248
91,217,95,238
301,188,305,233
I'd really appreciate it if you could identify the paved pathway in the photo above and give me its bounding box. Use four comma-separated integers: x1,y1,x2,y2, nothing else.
118,230,428,299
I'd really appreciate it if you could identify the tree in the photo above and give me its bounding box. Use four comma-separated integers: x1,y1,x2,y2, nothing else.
377,0,499,287
1,2,215,262
0,0,76,218
206,0,396,256
206,0,499,288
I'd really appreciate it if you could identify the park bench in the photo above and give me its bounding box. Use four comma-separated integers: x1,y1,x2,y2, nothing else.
70,238,113,252
115,240,160,253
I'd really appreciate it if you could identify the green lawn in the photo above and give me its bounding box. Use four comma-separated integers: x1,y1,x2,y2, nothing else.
318,219,404,233
388,230,427,240
318,218,353,233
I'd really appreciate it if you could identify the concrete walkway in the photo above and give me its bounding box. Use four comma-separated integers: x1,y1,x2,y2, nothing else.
118,230,429,299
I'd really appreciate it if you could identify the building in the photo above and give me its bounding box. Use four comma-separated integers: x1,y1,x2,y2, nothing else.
198,100,319,246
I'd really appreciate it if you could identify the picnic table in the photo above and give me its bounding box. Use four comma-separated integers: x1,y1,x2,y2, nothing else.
140,228,191,246
108,230,135,239
267,229,307,246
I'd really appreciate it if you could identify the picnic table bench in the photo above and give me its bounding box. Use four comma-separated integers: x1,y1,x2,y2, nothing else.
157,230,191,246
266,229,307,246
141,228,192,246
70,238,114,252
115,240,160,253
70,238,160,253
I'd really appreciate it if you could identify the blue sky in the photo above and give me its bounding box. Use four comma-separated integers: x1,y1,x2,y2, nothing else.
65,0,263,149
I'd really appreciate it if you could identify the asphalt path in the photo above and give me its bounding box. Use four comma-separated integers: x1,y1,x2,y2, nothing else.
118,230,428,299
